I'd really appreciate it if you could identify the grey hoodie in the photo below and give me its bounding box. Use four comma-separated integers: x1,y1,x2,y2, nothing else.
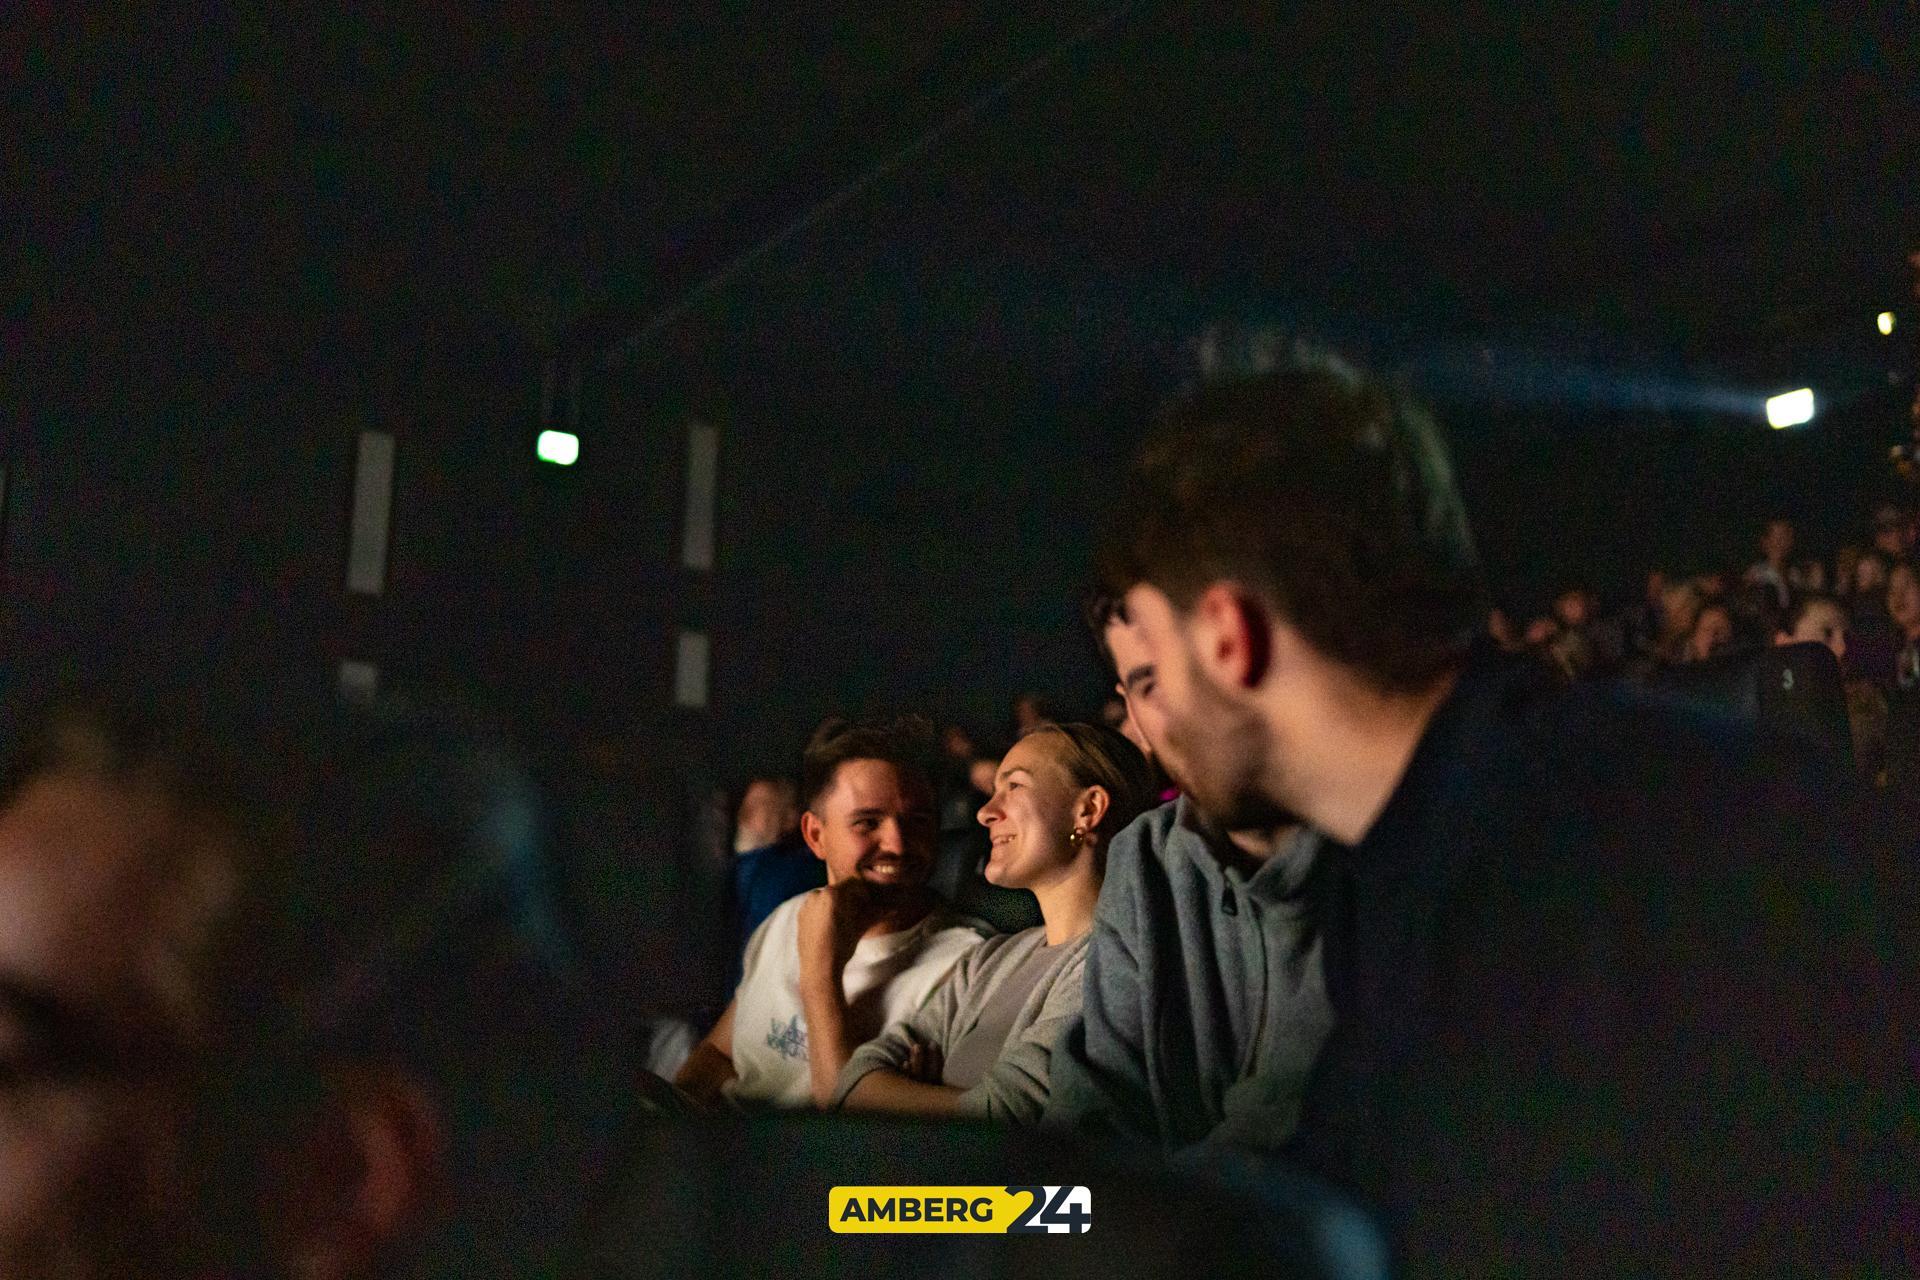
1044,796,1332,1152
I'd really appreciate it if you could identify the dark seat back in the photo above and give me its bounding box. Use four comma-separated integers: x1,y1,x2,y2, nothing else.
932,825,1044,934
567,1114,1389,1280
1645,641,1851,766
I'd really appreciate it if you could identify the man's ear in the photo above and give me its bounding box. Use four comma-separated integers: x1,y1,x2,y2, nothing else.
799,810,828,860
268,1065,444,1280
1191,583,1274,691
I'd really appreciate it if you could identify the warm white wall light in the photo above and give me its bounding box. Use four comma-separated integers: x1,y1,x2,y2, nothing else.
1765,388,1815,429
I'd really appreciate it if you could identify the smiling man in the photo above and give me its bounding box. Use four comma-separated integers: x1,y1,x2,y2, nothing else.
675,718,985,1109
1085,345,1912,1274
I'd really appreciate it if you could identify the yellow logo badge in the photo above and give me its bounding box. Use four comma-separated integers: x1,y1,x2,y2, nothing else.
829,1185,1092,1234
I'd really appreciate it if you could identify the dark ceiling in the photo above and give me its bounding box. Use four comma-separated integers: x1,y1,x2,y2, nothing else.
2,3,1916,777
12,3,1916,415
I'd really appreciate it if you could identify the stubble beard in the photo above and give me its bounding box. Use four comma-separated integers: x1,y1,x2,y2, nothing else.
1162,654,1292,835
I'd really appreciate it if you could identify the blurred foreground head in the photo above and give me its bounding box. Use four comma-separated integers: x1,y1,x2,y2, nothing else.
0,692,571,1279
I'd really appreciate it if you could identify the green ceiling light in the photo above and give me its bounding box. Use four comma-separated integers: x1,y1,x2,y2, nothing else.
537,430,580,465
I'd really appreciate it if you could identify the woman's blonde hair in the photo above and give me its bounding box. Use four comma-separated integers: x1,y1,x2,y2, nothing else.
1020,721,1157,846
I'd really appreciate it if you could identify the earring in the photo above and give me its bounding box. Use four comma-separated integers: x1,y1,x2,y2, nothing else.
1068,826,1087,846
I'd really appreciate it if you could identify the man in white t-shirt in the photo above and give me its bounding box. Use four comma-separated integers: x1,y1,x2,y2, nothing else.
676,718,986,1109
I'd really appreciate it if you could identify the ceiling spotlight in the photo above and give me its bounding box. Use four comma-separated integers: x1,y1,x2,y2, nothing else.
1765,388,1815,429
1878,311,1897,336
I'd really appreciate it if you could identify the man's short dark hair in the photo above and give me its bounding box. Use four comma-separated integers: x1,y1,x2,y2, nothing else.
1082,589,1129,667
1096,344,1487,693
800,716,936,811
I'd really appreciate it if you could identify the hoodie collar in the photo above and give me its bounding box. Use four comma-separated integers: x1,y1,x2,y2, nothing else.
1174,795,1326,905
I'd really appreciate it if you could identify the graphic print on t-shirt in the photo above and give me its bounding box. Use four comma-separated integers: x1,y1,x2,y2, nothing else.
768,1014,808,1059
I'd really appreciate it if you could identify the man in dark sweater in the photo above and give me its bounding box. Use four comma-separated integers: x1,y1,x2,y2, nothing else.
1092,347,1914,1274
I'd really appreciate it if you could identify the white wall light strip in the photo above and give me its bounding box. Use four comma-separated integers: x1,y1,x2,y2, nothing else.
346,431,396,596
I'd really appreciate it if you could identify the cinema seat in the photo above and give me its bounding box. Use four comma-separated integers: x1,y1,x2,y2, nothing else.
1642,640,1852,767
933,825,1044,934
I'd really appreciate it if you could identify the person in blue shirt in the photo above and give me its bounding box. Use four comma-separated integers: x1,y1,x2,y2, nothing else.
725,771,825,997
728,776,825,985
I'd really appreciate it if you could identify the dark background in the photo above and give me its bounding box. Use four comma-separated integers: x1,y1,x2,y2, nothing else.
8,4,1916,827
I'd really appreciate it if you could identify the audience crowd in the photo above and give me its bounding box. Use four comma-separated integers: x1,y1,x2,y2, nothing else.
1478,501,1920,798
3,343,1913,1278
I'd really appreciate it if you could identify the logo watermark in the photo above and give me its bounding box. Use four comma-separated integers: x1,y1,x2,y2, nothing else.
829,1186,1091,1234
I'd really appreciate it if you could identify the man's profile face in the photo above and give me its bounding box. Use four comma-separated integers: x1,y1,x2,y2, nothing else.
1105,614,1176,784
0,773,226,1278
803,759,936,894
1118,584,1281,832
